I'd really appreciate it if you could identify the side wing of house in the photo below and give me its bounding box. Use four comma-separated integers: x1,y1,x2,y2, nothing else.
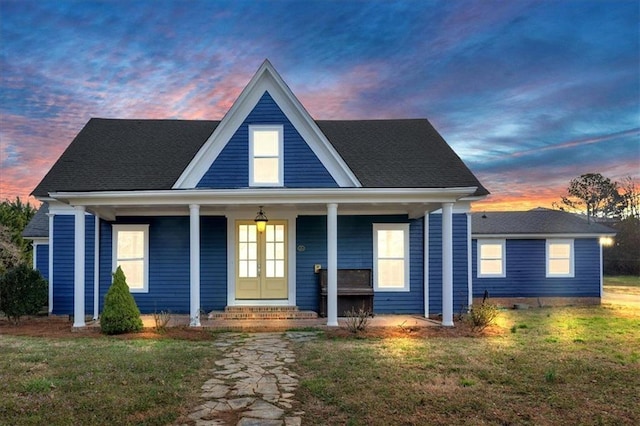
471,237,603,306
470,210,616,307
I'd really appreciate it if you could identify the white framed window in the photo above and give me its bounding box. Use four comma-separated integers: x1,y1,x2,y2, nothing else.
373,223,410,292
477,239,506,278
546,239,574,278
249,125,283,186
112,225,149,292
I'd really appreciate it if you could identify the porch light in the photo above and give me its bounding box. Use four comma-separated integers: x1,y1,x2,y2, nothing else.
255,206,268,233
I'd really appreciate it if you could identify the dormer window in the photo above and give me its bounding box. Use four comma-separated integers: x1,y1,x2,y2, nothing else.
250,125,283,186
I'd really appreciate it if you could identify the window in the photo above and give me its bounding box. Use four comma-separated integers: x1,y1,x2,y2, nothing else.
373,223,410,291
250,125,283,186
477,239,506,277
112,225,149,292
546,239,574,277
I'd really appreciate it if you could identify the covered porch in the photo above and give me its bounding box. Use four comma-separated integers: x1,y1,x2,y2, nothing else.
50,186,478,328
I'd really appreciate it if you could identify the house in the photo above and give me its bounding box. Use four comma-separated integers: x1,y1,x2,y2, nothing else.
25,60,490,328
471,208,616,307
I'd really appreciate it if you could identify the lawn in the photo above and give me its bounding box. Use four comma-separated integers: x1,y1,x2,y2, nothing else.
0,334,220,425
604,275,640,295
294,305,640,425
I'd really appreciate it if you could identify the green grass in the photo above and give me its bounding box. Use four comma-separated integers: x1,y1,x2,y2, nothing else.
604,275,640,287
0,336,219,425
604,275,640,295
293,306,640,425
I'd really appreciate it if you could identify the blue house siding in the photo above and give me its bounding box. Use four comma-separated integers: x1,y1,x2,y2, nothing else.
200,216,227,312
295,214,467,315
35,244,49,280
472,238,601,298
98,216,228,314
427,214,469,315
51,214,94,315
197,91,337,188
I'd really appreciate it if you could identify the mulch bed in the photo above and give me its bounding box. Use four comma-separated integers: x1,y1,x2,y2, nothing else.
0,315,499,340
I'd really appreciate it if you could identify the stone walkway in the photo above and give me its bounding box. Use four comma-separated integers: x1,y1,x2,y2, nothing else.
179,331,319,426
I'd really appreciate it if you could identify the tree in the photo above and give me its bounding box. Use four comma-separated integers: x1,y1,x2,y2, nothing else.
0,264,48,324
0,197,37,265
100,266,143,335
620,176,639,219
0,224,22,275
556,173,626,222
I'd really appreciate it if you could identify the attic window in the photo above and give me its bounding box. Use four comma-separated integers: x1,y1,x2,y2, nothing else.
250,125,283,186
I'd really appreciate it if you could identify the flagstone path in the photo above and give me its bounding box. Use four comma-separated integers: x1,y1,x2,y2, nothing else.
179,331,320,426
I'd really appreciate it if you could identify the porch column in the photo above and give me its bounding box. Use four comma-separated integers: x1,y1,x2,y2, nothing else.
442,202,454,326
93,215,100,320
47,212,54,314
327,203,338,326
423,212,429,318
73,206,86,328
189,204,201,327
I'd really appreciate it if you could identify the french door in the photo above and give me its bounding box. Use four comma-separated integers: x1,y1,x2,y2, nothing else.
235,220,288,299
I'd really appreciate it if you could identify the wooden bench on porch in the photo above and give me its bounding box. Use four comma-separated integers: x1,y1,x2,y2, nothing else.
319,269,373,317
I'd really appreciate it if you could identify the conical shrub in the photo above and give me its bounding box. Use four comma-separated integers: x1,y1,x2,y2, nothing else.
100,266,143,335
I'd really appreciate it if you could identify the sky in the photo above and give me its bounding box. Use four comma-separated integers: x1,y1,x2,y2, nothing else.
1,0,638,211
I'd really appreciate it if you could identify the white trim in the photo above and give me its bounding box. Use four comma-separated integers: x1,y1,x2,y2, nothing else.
111,224,150,293
476,239,506,278
372,223,411,292
546,238,575,278
73,206,86,328
50,186,478,207
473,233,615,239
327,203,338,326
93,216,100,320
423,212,429,318
189,205,201,326
442,202,454,327
249,125,284,187
47,213,54,314
225,209,297,307
467,213,472,309
30,238,48,269
599,242,603,297
173,60,361,189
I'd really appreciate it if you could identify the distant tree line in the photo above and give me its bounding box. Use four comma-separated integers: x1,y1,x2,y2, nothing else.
554,173,639,275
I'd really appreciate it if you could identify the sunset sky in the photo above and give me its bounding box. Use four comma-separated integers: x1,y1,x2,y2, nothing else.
1,0,638,211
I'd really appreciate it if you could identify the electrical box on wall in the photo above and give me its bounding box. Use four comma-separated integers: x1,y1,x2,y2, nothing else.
314,264,322,274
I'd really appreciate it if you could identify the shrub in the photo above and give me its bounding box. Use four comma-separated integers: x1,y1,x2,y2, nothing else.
342,305,372,334
100,266,143,335
0,263,47,324
153,310,172,333
466,302,499,331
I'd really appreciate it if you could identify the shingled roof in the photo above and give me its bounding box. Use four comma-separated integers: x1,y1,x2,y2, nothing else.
22,202,49,238
472,208,616,235
32,117,488,197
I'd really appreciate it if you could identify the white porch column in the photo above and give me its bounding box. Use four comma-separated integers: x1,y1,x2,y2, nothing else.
189,204,201,327
423,212,429,318
467,212,473,310
73,206,86,328
442,202,454,327
93,215,100,320
327,203,338,326
47,212,54,314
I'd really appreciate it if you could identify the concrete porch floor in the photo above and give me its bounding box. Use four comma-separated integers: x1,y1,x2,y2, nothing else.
139,313,442,331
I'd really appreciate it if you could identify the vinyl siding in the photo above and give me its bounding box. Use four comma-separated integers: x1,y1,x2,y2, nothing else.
51,214,94,315
35,244,49,280
427,213,469,315
472,238,601,298
197,91,337,188
99,216,228,314
295,214,468,314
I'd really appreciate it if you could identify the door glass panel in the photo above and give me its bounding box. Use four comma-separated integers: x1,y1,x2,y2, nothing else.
275,260,284,277
266,260,275,277
238,225,257,278
275,242,284,259
275,225,284,241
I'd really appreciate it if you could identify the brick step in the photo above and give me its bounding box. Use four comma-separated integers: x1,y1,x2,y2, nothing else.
208,306,318,320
